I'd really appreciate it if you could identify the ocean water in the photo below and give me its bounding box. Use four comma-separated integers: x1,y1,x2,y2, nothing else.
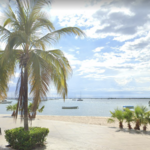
0,98,150,117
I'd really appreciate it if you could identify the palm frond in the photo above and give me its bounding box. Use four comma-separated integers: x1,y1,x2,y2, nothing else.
0,50,19,99
4,5,22,31
32,27,86,47
32,0,51,14
107,118,115,123
0,26,11,43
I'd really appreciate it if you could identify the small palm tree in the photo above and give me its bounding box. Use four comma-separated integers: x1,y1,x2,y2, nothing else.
140,106,150,131
7,102,44,118
124,108,134,129
28,102,44,118
108,109,124,129
6,103,17,116
133,106,144,130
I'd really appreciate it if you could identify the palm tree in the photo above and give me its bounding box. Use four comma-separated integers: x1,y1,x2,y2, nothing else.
108,109,124,129
139,106,150,131
6,102,44,118
0,0,85,131
124,108,134,129
133,106,143,130
6,103,17,116
28,102,45,118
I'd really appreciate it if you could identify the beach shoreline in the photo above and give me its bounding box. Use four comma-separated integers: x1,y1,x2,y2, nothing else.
1,114,150,130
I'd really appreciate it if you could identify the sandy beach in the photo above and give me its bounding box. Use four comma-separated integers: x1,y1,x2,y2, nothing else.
36,115,150,130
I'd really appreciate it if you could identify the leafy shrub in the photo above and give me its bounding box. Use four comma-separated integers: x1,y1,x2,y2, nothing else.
5,127,49,150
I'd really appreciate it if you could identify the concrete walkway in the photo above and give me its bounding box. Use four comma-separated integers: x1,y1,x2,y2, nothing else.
0,115,150,150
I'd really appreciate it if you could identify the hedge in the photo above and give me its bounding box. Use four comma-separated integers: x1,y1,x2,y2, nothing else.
5,127,49,150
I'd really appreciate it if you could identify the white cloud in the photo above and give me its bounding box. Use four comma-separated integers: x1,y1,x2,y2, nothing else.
9,81,15,85
14,73,20,78
135,77,150,83
92,47,104,52
76,47,80,49
72,66,76,69
115,78,132,86
76,51,79,54
64,52,81,66
69,48,75,52
76,34,150,84
48,0,150,42
77,58,105,75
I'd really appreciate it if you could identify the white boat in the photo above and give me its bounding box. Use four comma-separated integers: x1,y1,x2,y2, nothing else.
77,98,83,101
77,92,83,101
72,98,76,101
0,99,12,104
123,106,134,111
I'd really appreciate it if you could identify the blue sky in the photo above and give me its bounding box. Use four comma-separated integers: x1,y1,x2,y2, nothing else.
1,0,150,98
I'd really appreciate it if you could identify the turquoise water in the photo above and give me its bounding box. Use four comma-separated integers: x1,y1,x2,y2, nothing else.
0,98,150,117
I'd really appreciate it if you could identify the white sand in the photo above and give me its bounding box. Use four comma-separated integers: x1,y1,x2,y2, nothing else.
36,115,150,130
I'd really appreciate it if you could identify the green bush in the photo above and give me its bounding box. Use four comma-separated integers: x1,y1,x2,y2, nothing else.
5,127,49,150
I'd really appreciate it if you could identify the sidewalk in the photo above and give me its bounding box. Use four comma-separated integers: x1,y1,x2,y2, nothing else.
0,115,150,150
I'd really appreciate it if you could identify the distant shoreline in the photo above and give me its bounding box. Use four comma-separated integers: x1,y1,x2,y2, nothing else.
6,97,150,100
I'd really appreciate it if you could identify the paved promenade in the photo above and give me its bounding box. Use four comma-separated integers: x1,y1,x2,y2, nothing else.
0,115,150,150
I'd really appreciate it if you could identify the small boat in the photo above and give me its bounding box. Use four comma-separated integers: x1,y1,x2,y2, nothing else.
0,99,12,104
62,106,78,109
72,98,76,101
77,98,83,101
123,106,134,109
77,92,83,101
123,106,134,110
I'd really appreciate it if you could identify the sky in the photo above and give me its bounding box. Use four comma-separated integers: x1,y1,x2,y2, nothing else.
1,0,150,98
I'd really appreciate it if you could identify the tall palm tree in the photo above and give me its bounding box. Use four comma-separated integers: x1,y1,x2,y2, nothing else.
0,0,85,131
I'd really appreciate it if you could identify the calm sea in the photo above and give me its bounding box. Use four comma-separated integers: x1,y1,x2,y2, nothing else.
0,98,150,117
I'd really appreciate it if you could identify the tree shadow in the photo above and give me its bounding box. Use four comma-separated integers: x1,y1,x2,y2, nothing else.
1,116,12,118
115,128,150,135
34,145,47,150
108,127,117,129
0,145,47,150
0,146,11,150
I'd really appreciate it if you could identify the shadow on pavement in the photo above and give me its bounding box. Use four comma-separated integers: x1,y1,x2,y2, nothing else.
35,145,47,150
0,145,47,150
0,116,12,118
0,146,11,150
108,127,117,129
115,128,150,135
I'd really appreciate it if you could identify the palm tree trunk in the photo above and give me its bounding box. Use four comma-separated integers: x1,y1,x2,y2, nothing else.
128,123,132,129
119,121,123,129
134,122,140,130
11,111,16,117
16,0,21,7
143,125,147,131
24,67,28,131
